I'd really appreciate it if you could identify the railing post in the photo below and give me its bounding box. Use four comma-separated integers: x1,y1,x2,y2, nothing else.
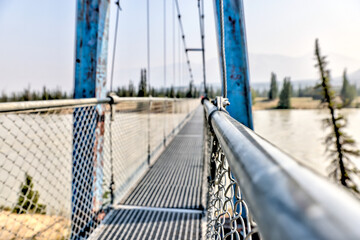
213,0,253,129
213,0,253,220
72,0,110,238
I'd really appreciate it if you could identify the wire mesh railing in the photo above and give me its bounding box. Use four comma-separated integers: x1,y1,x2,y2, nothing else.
0,96,199,239
204,113,259,240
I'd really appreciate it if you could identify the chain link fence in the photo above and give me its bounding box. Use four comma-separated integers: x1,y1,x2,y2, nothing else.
204,115,260,240
0,97,199,239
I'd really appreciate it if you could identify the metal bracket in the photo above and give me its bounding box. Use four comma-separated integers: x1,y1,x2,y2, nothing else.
205,96,231,151
213,96,230,112
208,96,230,123
107,92,117,122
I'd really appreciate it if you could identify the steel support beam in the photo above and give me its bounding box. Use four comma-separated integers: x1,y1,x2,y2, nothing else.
72,0,110,238
213,0,253,129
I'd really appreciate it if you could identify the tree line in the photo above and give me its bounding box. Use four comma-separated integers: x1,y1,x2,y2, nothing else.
0,87,70,103
254,68,358,109
115,69,201,98
0,68,202,103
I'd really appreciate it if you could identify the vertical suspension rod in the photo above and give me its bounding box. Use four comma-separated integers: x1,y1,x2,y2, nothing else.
164,0,167,89
219,0,227,98
147,0,151,93
197,0,207,96
147,0,151,165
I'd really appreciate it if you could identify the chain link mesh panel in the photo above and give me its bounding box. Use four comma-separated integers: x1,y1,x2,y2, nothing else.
204,118,261,240
71,105,111,239
106,99,199,204
0,107,75,239
0,98,199,239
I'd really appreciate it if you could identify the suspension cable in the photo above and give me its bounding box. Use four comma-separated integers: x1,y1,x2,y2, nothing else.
178,22,181,88
173,0,176,88
197,0,207,96
110,0,122,93
147,0,150,94
146,0,151,165
109,0,122,205
174,0,194,84
219,0,227,98
164,0,167,89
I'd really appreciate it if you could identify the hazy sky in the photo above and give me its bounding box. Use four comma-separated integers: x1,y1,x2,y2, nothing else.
0,0,359,93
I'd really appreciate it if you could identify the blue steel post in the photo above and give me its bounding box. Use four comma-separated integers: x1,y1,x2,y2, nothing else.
213,0,253,129
72,0,110,238
213,0,253,220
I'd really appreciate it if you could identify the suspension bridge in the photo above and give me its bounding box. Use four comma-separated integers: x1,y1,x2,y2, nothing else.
1,0,360,240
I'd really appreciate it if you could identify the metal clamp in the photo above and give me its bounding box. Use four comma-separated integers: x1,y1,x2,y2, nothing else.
213,96,230,112
207,96,230,126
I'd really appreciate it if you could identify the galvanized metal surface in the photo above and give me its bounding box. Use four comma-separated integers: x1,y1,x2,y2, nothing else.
0,98,111,113
203,99,360,240
124,108,204,209
213,0,253,129
205,136,257,240
90,107,205,239
90,208,203,240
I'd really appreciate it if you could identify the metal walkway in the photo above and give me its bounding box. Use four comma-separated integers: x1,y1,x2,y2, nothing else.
91,107,205,240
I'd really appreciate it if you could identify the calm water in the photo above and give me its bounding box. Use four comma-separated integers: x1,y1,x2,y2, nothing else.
253,109,360,175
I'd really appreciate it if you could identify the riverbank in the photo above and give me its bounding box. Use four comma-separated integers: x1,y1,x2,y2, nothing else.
0,211,70,239
252,97,360,110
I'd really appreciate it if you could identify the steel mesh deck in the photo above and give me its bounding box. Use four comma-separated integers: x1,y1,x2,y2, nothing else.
92,107,205,239
123,108,203,209
91,208,203,240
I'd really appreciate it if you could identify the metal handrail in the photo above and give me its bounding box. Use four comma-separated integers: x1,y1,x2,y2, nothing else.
203,99,360,240
0,98,111,113
110,95,185,103
0,96,188,113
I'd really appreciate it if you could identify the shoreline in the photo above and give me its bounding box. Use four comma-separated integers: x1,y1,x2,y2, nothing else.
252,97,360,110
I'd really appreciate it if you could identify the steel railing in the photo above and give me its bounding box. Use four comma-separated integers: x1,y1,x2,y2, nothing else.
0,96,199,239
203,99,360,240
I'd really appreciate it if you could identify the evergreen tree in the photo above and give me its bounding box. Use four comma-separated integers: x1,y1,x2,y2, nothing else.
128,80,135,97
186,81,194,98
315,39,359,193
268,72,278,100
1,91,8,102
278,77,292,109
12,173,46,214
176,89,184,98
193,87,198,98
150,87,156,97
169,86,175,98
138,69,147,97
340,69,356,107
298,85,304,97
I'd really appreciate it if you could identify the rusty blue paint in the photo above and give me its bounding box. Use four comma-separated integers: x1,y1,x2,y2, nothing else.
213,0,253,218
72,0,110,238
213,0,253,130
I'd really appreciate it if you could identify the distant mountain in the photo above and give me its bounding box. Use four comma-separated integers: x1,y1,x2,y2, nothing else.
112,52,359,91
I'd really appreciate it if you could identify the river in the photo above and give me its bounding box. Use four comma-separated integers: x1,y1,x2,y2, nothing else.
253,108,360,175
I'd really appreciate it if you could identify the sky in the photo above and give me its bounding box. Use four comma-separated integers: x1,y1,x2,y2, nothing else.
0,0,359,93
